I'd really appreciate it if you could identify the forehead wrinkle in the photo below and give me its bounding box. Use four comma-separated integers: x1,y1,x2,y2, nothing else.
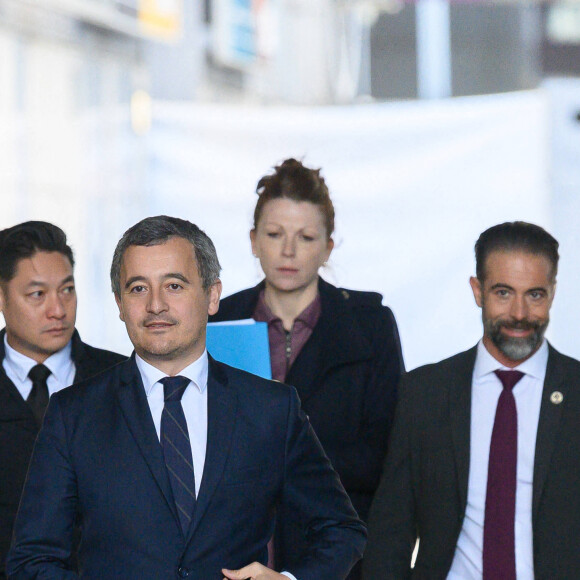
14,257,74,286
33,274,75,288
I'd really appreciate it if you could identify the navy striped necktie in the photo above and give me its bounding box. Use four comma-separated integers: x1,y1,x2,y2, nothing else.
160,375,196,534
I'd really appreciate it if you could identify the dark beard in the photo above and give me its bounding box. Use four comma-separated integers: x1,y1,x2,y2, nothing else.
484,316,548,362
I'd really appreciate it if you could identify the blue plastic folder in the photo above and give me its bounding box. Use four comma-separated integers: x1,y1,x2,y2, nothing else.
207,319,272,380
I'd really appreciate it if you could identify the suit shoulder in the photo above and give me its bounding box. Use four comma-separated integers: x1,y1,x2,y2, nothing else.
548,344,580,373
334,286,384,309
54,360,126,404
210,286,258,322
215,360,295,401
219,287,256,305
403,347,476,385
80,342,126,366
330,286,398,328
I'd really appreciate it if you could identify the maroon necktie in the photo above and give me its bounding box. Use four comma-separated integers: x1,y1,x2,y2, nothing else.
483,369,524,580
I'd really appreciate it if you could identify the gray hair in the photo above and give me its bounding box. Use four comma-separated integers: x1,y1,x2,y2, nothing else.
110,216,221,296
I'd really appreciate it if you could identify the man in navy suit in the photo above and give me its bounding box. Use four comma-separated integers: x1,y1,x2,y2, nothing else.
0,221,125,579
7,216,365,580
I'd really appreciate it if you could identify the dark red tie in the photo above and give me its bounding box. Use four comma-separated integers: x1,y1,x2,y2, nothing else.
483,369,524,580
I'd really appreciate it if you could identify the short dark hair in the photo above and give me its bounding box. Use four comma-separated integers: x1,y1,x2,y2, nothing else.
0,221,75,283
475,221,559,281
253,158,335,238
111,216,221,296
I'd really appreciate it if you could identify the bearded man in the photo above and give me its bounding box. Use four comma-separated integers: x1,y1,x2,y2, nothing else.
364,221,580,580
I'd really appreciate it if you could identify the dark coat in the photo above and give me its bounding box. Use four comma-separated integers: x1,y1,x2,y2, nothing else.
0,329,125,578
210,278,404,575
363,344,580,580
7,356,366,580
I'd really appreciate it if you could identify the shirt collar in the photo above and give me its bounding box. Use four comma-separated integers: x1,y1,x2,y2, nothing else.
253,291,277,325
474,338,548,380
135,350,209,397
254,290,321,329
3,333,74,384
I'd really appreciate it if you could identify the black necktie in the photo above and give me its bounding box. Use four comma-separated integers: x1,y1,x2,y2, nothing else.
483,369,524,580
160,376,196,535
27,364,51,425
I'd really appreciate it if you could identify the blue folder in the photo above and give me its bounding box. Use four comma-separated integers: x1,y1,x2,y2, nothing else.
207,320,272,380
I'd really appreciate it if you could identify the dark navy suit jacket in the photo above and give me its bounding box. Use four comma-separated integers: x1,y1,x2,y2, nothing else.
7,356,365,580
0,329,125,579
210,278,404,578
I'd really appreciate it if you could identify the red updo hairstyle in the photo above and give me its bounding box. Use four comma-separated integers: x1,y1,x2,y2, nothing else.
253,158,335,239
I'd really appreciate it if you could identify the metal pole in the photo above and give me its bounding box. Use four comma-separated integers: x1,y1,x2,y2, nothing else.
416,0,451,99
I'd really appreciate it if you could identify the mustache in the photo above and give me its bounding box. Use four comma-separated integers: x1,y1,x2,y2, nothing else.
496,318,544,331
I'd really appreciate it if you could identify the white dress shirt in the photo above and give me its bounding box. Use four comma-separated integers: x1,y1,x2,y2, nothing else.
135,352,297,580
136,352,209,498
447,340,547,580
3,334,76,400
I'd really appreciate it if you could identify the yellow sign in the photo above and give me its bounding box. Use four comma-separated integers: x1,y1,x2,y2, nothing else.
138,0,182,41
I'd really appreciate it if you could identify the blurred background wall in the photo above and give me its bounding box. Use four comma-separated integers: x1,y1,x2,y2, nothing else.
0,0,579,369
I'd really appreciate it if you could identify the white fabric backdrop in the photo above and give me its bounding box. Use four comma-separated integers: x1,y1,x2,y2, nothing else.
115,90,552,369
2,88,565,370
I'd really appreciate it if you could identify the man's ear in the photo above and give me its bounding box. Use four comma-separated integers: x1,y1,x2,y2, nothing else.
114,293,125,322
207,279,222,316
469,276,483,308
0,284,6,315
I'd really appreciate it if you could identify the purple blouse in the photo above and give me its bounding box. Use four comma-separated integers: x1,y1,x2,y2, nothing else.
253,290,321,382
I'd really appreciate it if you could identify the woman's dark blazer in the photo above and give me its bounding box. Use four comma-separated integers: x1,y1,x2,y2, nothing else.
210,277,404,572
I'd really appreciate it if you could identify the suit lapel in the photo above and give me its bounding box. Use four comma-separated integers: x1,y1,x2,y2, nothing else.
115,358,180,527
285,281,372,402
214,280,373,403
532,345,566,519
71,330,95,383
0,371,36,425
448,347,477,513
187,358,237,543
0,329,37,424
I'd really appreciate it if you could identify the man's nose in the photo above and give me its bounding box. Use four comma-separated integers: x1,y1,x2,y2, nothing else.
46,294,66,319
510,295,528,321
147,288,168,314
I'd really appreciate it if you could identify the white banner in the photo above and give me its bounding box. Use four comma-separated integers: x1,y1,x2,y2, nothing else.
2,86,563,370
143,91,551,369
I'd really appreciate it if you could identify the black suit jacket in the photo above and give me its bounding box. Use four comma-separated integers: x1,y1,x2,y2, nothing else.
7,356,366,580
210,278,404,575
363,344,580,580
0,329,125,578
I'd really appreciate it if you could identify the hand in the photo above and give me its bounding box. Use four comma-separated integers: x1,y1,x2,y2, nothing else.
222,562,287,579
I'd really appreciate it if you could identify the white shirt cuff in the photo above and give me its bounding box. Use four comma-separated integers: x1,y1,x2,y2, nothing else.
281,572,298,580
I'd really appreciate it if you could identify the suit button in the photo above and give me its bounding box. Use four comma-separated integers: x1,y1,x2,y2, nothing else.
177,567,189,577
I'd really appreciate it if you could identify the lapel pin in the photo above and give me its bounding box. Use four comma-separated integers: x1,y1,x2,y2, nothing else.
550,391,564,405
